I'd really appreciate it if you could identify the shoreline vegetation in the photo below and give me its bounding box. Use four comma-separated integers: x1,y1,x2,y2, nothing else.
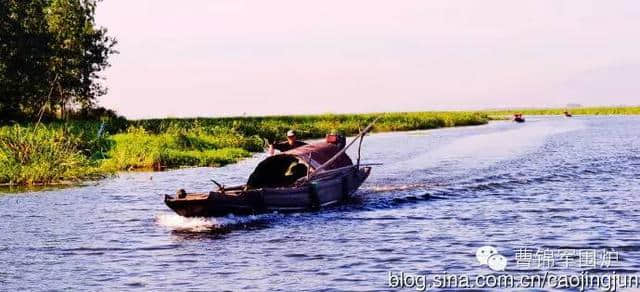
1,112,487,186
484,106,640,119
1,106,639,187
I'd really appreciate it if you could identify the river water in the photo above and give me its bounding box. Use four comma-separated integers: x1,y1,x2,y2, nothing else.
1,116,639,291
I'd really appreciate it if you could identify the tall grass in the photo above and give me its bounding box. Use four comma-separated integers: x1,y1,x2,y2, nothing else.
0,125,103,185
4,107,640,186
130,112,489,142
1,111,489,185
101,126,256,171
72,111,490,172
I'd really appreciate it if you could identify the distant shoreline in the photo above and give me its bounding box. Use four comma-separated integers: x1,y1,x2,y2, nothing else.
483,106,640,119
119,106,640,121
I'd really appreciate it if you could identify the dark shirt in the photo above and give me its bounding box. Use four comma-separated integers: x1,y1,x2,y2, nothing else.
273,140,307,152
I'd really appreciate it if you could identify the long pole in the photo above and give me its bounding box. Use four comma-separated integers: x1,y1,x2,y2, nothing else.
311,116,381,175
356,129,364,168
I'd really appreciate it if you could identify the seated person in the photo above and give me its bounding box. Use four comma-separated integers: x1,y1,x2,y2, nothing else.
325,131,346,149
269,130,307,155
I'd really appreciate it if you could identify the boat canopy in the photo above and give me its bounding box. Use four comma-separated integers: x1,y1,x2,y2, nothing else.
246,142,353,189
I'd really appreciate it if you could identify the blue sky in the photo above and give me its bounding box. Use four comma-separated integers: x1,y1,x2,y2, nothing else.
96,0,640,118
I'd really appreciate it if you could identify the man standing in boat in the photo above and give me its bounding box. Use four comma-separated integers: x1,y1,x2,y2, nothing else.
268,130,307,155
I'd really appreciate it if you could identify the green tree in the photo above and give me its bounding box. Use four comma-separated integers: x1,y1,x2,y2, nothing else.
0,0,116,122
46,0,117,118
0,0,54,121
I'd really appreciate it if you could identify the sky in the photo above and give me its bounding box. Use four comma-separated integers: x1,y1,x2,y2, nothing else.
95,0,640,118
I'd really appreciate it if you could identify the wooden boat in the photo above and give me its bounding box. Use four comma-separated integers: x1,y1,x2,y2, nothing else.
164,121,377,218
513,113,525,123
564,111,572,117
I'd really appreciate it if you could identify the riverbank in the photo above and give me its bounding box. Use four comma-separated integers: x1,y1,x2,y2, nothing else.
3,106,639,186
0,112,488,186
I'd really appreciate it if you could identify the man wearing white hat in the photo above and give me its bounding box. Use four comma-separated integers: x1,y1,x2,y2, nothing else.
268,129,307,155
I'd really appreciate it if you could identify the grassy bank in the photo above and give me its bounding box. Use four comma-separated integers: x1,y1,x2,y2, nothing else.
0,112,488,186
486,106,640,119
0,123,107,185
5,106,640,186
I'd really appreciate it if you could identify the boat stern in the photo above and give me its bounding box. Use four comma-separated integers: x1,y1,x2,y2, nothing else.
164,192,212,217
164,188,263,217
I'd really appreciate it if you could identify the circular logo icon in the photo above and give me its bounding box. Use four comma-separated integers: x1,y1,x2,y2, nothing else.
476,246,507,271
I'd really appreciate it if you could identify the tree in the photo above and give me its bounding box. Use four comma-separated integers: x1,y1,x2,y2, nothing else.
0,0,54,121
46,0,117,118
0,0,116,122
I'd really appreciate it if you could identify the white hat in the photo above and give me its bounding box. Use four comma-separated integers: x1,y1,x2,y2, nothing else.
286,130,296,137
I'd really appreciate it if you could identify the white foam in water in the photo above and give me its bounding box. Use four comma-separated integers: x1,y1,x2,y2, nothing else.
366,183,433,192
155,213,264,232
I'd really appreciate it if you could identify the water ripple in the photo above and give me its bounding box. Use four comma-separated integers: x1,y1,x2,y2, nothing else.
1,117,640,290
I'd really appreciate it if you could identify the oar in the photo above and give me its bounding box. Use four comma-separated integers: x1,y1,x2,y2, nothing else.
310,116,381,176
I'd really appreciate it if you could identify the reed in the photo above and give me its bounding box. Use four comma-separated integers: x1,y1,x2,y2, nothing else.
130,112,489,142
7,107,640,186
0,124,104,185
0,111,488,185
100,126,257,171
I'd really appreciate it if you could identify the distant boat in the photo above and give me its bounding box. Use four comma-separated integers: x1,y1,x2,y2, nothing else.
513,113,525,123
564,111,573,117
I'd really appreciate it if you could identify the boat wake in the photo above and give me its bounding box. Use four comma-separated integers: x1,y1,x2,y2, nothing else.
155,213,268,233
383,119,586,177
363,183,436,193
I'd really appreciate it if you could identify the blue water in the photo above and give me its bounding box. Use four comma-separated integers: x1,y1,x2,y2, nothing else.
1,116,639,291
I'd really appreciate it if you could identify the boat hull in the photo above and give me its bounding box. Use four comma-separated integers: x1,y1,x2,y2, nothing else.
164,166,371,217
